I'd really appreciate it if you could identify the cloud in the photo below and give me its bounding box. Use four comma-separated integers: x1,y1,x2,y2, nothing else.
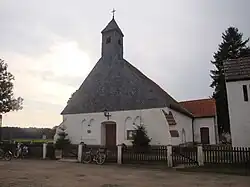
1,0,250,127
2,40,93,127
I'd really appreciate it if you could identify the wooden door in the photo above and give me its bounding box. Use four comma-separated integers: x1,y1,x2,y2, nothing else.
105,123,116,147
200,127,210,144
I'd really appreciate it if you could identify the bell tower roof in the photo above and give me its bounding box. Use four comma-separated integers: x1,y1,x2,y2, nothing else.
101,18,124,37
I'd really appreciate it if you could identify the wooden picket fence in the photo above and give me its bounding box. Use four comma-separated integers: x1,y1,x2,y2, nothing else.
122,146,167,164
172,145,198,167
203,145,250,168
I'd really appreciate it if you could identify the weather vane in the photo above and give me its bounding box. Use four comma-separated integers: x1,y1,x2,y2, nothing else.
111,8,116,19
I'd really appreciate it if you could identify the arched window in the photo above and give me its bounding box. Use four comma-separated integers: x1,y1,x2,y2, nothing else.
118,39,122,45
106,36,111,44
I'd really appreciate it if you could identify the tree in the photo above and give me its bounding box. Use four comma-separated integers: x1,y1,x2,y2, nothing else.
132,124,151,152
54,127,71,150
0,59,23,140
210,27,249,134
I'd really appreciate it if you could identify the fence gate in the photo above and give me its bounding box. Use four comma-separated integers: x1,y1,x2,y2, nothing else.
172,146,198,167
62,144,78,159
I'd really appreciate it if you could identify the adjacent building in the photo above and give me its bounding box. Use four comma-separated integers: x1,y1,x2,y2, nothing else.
224,57,250,147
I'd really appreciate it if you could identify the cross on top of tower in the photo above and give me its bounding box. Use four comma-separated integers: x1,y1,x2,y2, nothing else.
111,8,116,19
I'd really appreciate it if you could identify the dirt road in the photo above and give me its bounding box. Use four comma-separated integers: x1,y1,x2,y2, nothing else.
0,160,249,187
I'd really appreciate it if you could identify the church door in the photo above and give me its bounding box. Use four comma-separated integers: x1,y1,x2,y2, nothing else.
200,127,210,144
105,123,116,147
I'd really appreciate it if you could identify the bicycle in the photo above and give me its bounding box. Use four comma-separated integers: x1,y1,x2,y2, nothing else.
82,147,107,165
0,143,12,161
12,144,29,159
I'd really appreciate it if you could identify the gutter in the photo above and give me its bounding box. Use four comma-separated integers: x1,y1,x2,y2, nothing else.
192,118,195,144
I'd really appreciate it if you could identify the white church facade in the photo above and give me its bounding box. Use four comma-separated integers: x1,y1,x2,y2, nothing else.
55,17,218,146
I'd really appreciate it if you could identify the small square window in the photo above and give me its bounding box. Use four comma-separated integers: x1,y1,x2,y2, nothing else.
87,130,91,134
170,130,179,137
243,85,248,102
106,36,111,44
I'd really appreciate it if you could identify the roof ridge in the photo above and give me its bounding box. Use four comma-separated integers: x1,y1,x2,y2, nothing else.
180,98,214,103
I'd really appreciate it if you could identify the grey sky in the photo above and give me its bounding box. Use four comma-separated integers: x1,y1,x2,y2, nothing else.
0,0,249,127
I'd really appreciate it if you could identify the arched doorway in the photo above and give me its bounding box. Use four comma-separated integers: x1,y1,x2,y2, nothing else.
101,121,116,147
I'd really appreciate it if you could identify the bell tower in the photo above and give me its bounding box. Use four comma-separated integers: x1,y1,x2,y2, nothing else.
101,10,124,60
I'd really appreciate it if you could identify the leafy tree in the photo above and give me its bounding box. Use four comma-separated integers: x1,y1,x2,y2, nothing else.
54,127,71,150
0,59,23,140
0,59,23,113
132,124,151,152
210,27,249,134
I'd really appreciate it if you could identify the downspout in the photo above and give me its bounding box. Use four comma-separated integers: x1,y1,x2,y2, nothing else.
192,118,195,144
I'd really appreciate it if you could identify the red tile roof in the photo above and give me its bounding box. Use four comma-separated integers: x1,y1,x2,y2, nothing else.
179,98,216,118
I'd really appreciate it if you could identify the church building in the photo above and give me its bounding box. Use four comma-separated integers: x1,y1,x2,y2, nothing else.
55,16,218,146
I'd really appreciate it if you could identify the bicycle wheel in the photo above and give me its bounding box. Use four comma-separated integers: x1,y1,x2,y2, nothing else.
4,152,12,161
82,153,92,164
13,151,18,159
0,149,4,159
95,153,106,165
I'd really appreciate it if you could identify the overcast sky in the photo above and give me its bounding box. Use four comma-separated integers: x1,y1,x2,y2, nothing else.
1,0,249,128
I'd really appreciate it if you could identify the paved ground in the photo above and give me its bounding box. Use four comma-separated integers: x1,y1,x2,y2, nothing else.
0,160,249,187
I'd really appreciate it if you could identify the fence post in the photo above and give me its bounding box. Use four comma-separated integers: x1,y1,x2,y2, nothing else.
197,144,204,166
78,143,83,162
117,144,123,164
43,143,47,159
167,145,173,167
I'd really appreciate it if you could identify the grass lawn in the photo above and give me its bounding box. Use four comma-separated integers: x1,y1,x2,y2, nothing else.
8,139,53,143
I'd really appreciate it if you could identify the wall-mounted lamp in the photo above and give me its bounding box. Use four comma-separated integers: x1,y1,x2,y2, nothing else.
104,109,111,120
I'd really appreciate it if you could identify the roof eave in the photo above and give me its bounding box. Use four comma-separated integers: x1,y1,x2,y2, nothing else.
169,104,194,118
225,77,250,82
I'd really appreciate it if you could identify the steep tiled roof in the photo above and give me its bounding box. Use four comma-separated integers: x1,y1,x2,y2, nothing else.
61,58,192,117
224,57,250,82
180,98,216,118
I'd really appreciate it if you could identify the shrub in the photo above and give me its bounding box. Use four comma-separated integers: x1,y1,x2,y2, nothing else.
132,124,151,152
54,128,71,150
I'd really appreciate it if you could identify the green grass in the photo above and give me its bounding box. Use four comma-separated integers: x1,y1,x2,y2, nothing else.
7,139,53,143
